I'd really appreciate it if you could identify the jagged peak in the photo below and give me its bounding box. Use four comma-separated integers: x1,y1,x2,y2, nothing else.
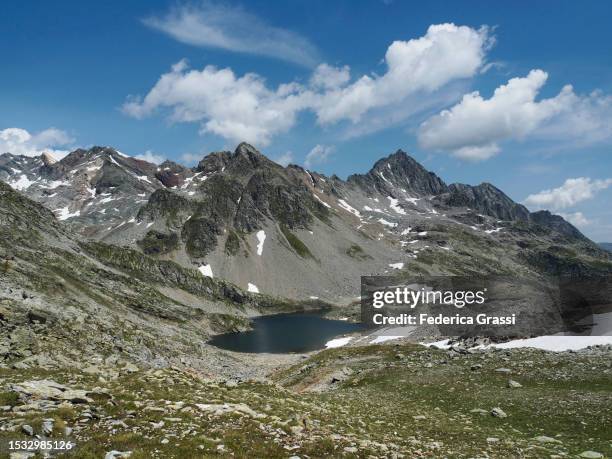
232,142,276,169
347,148,447,196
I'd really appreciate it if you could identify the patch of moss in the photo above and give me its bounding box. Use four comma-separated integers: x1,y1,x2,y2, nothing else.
181,217,221,258
346,244,371,260
0,391,19,407
137,230,179,255
224,230,241,256
279,224,313,259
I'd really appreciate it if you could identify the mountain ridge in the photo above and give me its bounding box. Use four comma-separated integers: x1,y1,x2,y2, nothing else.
1,143,610,300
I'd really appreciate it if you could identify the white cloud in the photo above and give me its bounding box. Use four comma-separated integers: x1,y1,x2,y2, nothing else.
124,24,494,146
313,23,492,124
418,69,612,160
274,151,294,167
135,150,165,164
143,1,319,67
559,212,591,227
180,152,205,165
533,89,612,147
524,177,612,210
304,144,334,169
0,127,74,159
310,64,350,89
122,60,311,147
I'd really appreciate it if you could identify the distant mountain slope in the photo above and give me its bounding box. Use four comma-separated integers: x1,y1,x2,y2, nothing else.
2,143,611,300
600,242,612,253
0,180,295,371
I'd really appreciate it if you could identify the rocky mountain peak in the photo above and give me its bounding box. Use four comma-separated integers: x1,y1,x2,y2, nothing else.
231,142,279,172
347,150,448,196
440,182,531,222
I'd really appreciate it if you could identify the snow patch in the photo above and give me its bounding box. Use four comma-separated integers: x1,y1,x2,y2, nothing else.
337,199,361,217
378,218,397,228
389,262,404,269
54,207,80,221
371,335,402,344
426,335,612,352
256,230,266,256
9,174,37,191
387,197,406,215
379,172,391,184
325,337,352,348
247,283,259,294
489,336,612,352
43,180,69,190
198,264,213,278
313,194,331,208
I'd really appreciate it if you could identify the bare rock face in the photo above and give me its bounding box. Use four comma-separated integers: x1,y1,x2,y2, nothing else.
347,149,448,196
438,182,531,222
9,379,93,403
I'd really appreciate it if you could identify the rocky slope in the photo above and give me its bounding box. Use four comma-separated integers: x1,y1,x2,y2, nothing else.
0,179,313,374
0,343,610,458
1,146,611,459
2,143,610,302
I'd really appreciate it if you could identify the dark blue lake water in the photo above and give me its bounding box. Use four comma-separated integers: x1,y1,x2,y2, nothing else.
209,312,363,353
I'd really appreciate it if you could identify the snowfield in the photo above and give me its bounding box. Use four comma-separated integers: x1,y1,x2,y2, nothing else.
325,337,352,348
54,206,80,221
198,264,213,278
427,335,612,352
337,199,361,217
9,174,37,191
387,197,407,215
256,230,266,256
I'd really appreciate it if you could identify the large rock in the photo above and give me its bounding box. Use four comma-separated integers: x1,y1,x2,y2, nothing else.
9,379,93,404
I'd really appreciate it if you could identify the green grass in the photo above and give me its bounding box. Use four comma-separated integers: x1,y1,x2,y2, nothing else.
279,224,313,259
345,243,371,260
1,342,610,458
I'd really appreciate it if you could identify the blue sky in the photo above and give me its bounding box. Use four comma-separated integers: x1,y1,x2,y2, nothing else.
1,0,611,241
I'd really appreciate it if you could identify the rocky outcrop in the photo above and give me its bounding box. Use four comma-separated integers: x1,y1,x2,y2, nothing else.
347,150,448,196
438,182,531,222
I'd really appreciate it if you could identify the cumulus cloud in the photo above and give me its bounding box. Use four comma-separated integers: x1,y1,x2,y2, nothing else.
418,69,612,160
273,151,294,167
122,60,311,147
310,64,350,90
304,144,334,169
0,127,74,159
313,24,492,125
524,177,612,210
418,70,576,160
124,24,493,146
533,89,612,147
559,212,591,227
135,150,165,164
143,1,319,67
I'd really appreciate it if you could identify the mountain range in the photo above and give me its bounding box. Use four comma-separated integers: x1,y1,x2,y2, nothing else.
1,143,610,304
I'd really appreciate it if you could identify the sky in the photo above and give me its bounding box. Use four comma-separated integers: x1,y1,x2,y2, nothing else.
1,0,611,241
